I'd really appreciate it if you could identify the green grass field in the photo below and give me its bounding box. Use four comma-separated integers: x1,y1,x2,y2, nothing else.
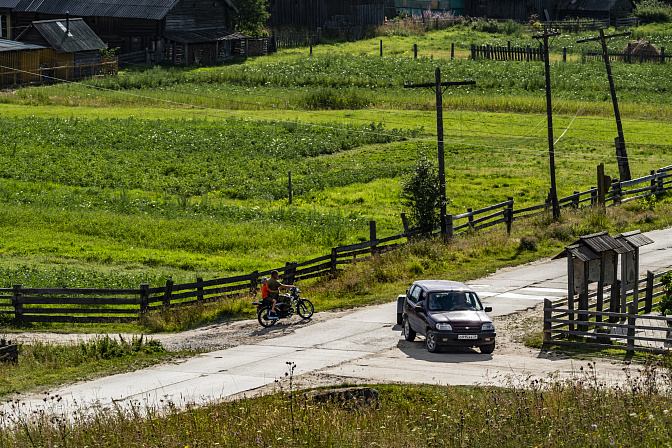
0,23,670,314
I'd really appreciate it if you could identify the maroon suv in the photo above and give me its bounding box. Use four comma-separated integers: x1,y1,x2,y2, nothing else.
398,280,496,354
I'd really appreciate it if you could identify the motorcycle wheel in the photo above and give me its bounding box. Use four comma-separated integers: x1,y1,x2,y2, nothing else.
297,299,314,319
257,305,277,328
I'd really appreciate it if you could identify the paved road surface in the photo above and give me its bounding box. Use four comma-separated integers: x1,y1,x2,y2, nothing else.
5,227,672,417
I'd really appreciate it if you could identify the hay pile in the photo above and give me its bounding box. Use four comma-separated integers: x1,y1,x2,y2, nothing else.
622,39,660,56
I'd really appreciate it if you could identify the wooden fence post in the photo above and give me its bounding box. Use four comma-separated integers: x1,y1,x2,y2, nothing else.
12,284,22,322
486,44,491,60
370,220,378,256
612,180,622,204
627,303,636,349
650,170,657,196
414,43,417,58
590,187,597,206
543,298,552,344
657,169,665,197
196,277,204,304
526,45,531,62
506,197,513,235
645,270,654,314
471,43,475,60
451,42,454,60
139,283,149,314
609,279,620,323
446,214,453,240
400,213,410,235
380,39,383,57
285,262,297,284
249,270,259,294
330,248,338,277
163,279,174,308
467,208,474,230
288,170,292,205
661,47,666,63
572,190,580,208
563,47,567,62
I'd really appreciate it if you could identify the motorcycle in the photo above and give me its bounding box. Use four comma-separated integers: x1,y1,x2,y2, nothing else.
253,287,314,328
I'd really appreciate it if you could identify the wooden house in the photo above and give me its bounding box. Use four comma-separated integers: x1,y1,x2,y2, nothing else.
268,0,388,30
0,0,19,39
556,0,634,20
12,0,246,64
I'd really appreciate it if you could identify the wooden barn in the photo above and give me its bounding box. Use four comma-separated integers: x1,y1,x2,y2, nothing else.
0,0,19,39
268,0,388,30
11,0,246,64
556,0,634,20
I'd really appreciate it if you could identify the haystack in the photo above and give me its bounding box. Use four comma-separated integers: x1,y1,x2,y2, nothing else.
622,39,660,56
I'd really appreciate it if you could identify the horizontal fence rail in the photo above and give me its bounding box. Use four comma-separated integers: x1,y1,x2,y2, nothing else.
2,165,670,324
544,269,671,353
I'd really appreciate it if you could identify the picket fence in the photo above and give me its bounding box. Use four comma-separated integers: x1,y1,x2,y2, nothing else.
0,166,670,324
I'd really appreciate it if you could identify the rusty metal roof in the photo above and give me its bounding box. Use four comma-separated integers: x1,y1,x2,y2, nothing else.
614,230,654,249
19,18,106,53
0,37,44,52
14,0,237,19
163,28,248,44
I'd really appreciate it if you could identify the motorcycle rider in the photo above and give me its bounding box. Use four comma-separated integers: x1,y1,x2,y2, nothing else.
267,270,295,317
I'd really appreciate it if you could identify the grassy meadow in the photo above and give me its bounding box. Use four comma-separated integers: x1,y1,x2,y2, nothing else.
0,22,671,328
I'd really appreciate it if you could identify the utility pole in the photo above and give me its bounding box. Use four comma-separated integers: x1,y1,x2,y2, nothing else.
577,29,632,181
404,69,475,237
533,30,561,220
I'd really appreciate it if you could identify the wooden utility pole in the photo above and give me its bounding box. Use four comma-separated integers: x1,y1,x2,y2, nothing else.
404,70,475,237
533,30,561,220
577,30,632,181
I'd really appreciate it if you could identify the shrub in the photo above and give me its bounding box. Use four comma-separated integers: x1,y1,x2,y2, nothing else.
400,153,441,232
658,272,672,315
504,19,525,36
634,0,672,24
518,236,539,251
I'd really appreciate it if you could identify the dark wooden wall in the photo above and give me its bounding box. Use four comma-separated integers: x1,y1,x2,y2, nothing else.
165,0,233,31
268,0,386,29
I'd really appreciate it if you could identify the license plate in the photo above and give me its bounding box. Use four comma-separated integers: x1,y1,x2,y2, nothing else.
457,335,478,340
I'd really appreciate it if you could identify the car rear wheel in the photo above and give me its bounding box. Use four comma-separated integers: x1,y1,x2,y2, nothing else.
425,330,439,353
403,318,416,342
480,341,495,354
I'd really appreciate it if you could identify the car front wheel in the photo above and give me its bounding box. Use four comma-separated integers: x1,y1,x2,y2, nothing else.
480,341,495,354
403,318,416,342
425,330,439,353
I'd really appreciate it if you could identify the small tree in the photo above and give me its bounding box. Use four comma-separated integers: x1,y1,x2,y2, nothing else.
234,0,271,37
400,153,441,233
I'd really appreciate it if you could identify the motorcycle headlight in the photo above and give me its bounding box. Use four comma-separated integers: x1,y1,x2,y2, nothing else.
436,323,452,331
482,323,495,331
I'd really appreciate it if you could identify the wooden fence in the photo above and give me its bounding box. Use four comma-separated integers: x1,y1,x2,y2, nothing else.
582,47,669,64
541,18,610,32
543,269,671,353
1,165,670,324
470,43,543,62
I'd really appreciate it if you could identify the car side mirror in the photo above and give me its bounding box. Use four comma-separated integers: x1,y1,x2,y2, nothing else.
414,302,425,312
484,306,492,313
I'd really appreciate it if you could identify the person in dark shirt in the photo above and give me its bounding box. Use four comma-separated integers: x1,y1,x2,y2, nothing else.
267,270,295,316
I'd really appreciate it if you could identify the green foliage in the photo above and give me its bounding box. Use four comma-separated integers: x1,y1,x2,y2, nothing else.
233,0,270,37
503,19,525,36
400,153,441,231
658,271,672,315
634,0,672,24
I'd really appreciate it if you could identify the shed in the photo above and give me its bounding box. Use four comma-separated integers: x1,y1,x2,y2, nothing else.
556,0,634,20
268,0,388,32
16,18,106,62
0,38,45,85
613,230,654,311
12,0,244,64
554,231,628,328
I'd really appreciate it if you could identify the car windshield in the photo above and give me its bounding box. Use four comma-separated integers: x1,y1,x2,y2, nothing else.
427,291,482,311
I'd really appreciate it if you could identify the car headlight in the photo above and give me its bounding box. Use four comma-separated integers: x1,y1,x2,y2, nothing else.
482,323,495,331
436,323,452,331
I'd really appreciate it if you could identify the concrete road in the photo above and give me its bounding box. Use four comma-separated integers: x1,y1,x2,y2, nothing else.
5,227,672,417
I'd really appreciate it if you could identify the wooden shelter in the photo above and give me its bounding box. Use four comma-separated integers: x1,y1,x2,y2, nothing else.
0,37,45,85
613,230,654,311
556,0,634,20
268,0,388,30
12,0,244,64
